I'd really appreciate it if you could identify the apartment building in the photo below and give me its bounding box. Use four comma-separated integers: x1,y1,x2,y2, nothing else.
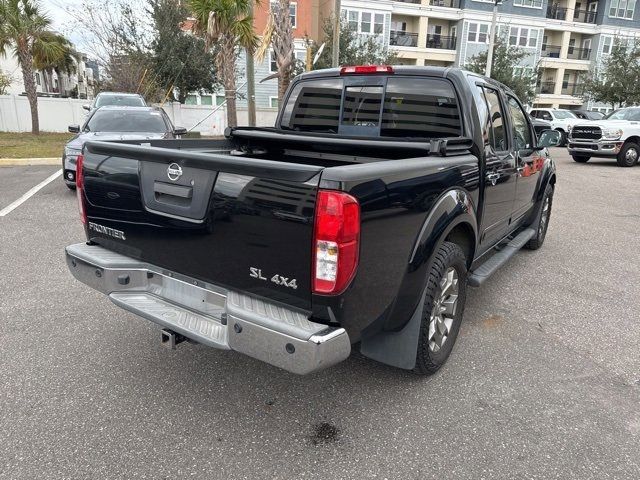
341,0,640,110
0,51,95,100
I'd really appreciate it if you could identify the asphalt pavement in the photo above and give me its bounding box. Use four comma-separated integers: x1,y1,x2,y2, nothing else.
1,149,639,479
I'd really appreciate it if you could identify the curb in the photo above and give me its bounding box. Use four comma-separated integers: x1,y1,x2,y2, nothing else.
0,157,60,166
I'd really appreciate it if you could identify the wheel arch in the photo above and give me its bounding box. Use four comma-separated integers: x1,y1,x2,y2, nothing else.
359,188,477,370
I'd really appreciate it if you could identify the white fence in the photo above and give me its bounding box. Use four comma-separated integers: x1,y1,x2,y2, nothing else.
0,95,279,135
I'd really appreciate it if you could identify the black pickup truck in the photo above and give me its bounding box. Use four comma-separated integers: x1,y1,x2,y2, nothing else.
66,66,560,375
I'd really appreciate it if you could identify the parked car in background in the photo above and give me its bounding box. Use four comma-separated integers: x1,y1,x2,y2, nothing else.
572,110,605,120
568,106,640,167
82,92,147,114
65,66,560,375
529,115,552,138
529,108,579,146
63,106,186,189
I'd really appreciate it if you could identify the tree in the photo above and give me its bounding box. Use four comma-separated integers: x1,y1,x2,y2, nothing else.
0,0,68,133
0,69,14,94
582,38,640,110
467,39,537,105
62,0,153,96
310,16,397,70
33,32,78,95
149,0,218,104
188,0,258,128
257,0,294,101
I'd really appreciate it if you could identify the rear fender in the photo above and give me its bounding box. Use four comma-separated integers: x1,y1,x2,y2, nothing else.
360,188,477,370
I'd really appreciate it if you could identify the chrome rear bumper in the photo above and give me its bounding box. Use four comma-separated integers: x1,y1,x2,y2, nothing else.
65,243,350,374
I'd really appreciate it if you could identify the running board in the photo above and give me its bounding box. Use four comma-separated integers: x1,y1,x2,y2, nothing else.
468,228,535,287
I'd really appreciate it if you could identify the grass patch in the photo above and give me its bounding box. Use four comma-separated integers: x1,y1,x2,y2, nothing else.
0,132,72,158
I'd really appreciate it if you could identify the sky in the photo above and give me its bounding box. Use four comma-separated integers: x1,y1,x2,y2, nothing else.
39,0,85,47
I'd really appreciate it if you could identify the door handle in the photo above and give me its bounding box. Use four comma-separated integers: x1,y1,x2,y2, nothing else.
486,172,500,185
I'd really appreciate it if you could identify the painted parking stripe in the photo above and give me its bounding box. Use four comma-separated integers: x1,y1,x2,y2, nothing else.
0,169,62,217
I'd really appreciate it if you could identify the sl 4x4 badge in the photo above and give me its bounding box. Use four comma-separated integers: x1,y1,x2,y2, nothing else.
249,267,298,290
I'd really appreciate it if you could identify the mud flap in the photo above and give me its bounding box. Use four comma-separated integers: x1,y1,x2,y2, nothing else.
359,288,427,370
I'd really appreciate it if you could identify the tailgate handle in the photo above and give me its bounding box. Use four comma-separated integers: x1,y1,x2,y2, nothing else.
154,181,193,199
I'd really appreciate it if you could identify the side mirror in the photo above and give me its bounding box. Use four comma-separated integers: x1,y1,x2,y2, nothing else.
173,126,187,136
82,104,91,111
536,129,561,149
68,124,81,133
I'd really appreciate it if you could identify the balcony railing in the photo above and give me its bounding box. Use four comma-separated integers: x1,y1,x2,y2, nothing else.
572,8,597,23
538,82,555,94
561,82,585,96
546,4,597,23
541,44,562,58
395,0,460,5
537,82,584,96
426,34,456,50
390,31,418,47
566,46,591,60
546,5,567,20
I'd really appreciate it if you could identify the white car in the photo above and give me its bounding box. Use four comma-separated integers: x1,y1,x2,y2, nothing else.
529,108,580,146
567,107,640,167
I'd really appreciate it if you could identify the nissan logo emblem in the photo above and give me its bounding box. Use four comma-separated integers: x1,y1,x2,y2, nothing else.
167,163,182,181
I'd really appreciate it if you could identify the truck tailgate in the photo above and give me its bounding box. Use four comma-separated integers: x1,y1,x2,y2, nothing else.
80,141,323,310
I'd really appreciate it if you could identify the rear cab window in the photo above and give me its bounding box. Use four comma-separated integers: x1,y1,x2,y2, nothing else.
279,76,462,139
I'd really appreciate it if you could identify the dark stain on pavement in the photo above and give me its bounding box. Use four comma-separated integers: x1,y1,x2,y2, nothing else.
310,422,340,445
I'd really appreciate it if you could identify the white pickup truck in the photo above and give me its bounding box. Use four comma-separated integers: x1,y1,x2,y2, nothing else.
567,107,640,167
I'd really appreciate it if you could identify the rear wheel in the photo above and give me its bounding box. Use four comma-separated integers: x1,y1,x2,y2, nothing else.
66,183,76,191
525,183,554,250
571,154,590,163
617,142,639,167
414,241,467,375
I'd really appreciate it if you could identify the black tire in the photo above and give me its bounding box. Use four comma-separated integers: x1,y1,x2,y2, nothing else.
414,241,467,375
571,154,590,163
66,183,76,190
525,183,554,250
556,129,567,147
616,142,640,167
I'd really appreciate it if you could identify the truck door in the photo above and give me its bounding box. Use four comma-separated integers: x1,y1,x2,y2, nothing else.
505,94,543,224
477,85,518,249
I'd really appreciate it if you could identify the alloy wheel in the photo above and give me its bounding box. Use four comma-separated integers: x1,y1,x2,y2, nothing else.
428,267,459,353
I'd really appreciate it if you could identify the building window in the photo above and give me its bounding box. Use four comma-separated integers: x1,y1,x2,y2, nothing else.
185,95,197,105
200,95,212,106
602,35,612,54
513,66,534,78
342,9,384,34
512,0,543,8
270,51,277,73
34,73,41,86
468,22,489,43
609,0,636,19
270,96,279,108
215,96,226,106
508,27,538,48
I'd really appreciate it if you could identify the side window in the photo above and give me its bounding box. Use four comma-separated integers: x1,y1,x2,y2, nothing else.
542,111,552,121
530,110,540,118
481,87,508,152
506,95,533,151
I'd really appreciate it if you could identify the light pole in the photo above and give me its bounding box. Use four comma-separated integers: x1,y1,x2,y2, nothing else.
485,0,502,78
332,0,341,68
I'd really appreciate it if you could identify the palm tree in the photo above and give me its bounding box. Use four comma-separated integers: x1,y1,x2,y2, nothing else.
188,0,258,128
0,0,67,134
257,0,293,102
33,32,78,95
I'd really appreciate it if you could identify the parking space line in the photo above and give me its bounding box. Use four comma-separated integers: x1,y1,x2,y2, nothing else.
0,169,62,217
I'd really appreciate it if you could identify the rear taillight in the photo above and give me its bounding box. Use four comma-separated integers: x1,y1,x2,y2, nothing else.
312,190,360,295
340,65,394,75
75,154,86,224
